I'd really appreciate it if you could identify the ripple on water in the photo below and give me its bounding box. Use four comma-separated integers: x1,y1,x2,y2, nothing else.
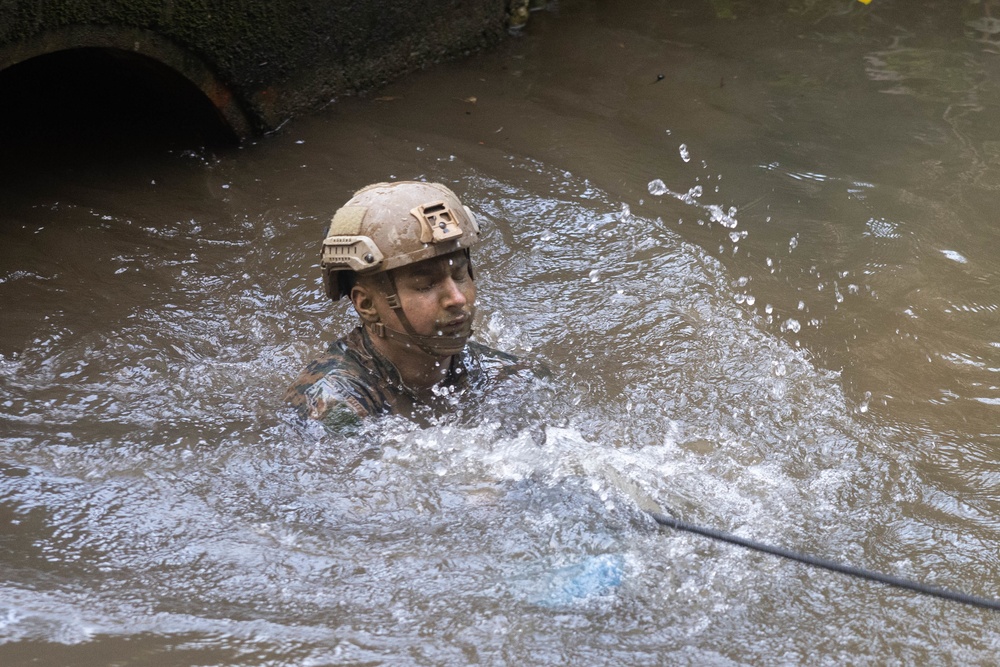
1,157,997,664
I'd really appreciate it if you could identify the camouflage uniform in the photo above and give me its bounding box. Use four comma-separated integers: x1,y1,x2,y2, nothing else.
285,326,533,430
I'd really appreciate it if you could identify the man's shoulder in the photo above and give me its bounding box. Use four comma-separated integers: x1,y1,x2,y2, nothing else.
284,328,387,422
464,340,550,380
291,330,370,389
466,340,519,364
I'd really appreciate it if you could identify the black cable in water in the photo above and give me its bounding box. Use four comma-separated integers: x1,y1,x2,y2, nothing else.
647,511,1000,612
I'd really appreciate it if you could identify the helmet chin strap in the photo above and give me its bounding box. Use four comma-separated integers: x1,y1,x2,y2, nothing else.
367,319,473,357
367,271,473,358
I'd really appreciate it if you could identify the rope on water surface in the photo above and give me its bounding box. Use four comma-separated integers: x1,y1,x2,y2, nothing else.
647,511,1000,612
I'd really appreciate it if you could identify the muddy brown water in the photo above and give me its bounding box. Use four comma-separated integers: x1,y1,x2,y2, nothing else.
2,1,1000,664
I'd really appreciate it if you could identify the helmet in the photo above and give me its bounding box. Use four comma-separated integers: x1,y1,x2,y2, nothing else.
321,181,482,301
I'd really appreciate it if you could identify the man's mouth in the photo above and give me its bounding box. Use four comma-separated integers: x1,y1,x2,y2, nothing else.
437,312,473,335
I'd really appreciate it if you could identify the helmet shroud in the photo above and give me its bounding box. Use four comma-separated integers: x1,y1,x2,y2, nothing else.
321,181,481,301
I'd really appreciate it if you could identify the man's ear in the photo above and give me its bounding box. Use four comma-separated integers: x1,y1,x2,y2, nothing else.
350,283,380,323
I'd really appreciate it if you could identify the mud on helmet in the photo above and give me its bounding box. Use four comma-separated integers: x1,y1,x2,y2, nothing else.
320,181,482,356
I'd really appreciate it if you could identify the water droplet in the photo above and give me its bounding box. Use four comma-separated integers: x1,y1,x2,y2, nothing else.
679,144,691,162
648,179,668,196
858,391,872,414
782,318,802,333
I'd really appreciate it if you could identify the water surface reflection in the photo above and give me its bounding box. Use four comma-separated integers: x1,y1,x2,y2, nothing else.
2,1,999,664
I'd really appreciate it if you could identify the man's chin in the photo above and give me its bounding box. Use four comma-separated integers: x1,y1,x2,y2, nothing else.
422,333,470,357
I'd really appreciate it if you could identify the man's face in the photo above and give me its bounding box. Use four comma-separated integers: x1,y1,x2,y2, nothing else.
376,250,476,341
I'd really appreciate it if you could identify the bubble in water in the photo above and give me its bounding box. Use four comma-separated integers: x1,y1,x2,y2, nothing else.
679,144,691,162
765,304,773,314
588,269,600,283
686,185,703,201
745,295,756,306
619,203,632,222
729,231,741,243
648,179,668,196
789,235,799,251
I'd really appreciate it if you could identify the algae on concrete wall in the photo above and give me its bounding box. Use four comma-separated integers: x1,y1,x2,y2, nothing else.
0,0,512,133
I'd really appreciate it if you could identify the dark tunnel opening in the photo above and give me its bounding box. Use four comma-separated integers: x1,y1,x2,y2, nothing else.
0,47,240,175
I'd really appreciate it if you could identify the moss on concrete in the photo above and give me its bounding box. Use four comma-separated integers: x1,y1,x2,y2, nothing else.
0,0,511,134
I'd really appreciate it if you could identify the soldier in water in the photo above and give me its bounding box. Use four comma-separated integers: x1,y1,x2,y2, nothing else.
285,181,534,430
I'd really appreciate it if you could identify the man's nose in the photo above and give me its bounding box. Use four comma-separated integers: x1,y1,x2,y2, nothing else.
440,277,469,308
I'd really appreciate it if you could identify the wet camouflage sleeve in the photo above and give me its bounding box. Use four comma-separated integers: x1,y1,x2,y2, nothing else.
284,334,388,429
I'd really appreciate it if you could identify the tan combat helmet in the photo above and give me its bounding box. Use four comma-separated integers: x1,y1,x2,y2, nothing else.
320,181,482,356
